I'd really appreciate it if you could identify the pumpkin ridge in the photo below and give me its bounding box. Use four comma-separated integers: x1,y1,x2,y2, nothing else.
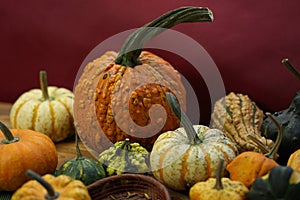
31,101,40,131
157,144,174,185
48,101,56,137
179,147,190,187
12,99,30,129
199,145,211,180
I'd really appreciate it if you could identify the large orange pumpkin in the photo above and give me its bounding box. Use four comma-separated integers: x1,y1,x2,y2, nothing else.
0,121,58,191
74,7,214,153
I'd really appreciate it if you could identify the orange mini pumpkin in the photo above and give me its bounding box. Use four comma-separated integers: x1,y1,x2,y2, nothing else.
74,7,214,152
0,121,58,191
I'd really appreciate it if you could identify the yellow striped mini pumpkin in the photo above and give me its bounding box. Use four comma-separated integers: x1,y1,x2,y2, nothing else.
150,93,238,191
10,71,74,142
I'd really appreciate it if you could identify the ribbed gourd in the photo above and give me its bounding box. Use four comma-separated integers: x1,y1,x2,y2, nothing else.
74,6,214,152
211,92,274,153
98,138,150,176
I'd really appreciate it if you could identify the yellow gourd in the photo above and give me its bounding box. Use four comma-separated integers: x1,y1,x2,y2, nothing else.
10,71,74,142
11,170,91,200
189,159,248,200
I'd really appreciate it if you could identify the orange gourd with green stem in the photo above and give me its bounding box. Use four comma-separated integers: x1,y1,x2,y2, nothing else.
74,6,214,153
0,121,58,191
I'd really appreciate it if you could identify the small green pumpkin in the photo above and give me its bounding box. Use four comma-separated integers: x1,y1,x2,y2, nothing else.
55,131,106,185
98,138,150,176
247,166,300,200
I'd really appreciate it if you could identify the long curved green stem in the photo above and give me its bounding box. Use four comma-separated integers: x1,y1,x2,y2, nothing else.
26,170,59,200
0,121,19,144
115,6,213,67
282,58,300,80
75,130,83,159
166,92,201,144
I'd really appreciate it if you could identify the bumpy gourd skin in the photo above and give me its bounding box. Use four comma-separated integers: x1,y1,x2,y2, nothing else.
98,140,150,175
11,174,91,200
211,92,274,153
189,177,248,200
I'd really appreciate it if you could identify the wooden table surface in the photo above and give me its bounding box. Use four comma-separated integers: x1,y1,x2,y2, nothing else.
0,102,189,200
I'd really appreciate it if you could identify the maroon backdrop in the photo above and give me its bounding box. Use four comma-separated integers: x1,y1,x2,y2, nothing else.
1,0,300,124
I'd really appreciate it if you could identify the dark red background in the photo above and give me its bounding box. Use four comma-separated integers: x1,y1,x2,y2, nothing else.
1,0,300,124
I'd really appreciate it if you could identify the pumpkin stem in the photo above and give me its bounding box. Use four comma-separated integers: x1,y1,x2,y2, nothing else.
0,121,19,144
282,58,300,80
213,159,225,190
40,70,50,101
264,112,282,160
26,170,59,200
115,6,213,67
166,92,201,144
75,130,83,159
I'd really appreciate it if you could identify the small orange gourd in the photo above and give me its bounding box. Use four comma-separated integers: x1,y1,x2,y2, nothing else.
287,149,300,171
226,113,281,188
0,121,58,191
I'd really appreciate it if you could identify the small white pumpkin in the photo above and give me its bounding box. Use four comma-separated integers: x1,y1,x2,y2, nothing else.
150,93,238,191
10,71,74,142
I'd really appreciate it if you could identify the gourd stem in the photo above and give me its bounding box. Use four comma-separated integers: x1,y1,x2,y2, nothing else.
246,135,270,154
0,121,19,144
115,6,213,67
116,138,131,156
282,58,300,80
40,70,50,100
26,170,59,200
166,92,201,144
75,130,83,159
213,159,225,190
264,112,282,160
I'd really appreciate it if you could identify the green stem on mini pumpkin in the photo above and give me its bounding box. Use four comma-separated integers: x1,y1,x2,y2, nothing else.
282,58,300,80
26,170,59,200
40,70,50,101
166,92,201,144
0,121,19,144
213,159,225,190
115,6,213,67
74,130,83,159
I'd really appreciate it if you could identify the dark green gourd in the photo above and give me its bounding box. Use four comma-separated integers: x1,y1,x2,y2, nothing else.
247,166,300,200
55,131,106,185
261,58,300,164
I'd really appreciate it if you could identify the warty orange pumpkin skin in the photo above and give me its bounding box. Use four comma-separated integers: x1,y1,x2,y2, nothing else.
0,121,58,191
74,7,214,153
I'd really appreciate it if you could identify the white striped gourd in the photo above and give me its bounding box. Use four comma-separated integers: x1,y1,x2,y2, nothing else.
150,93,238,191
